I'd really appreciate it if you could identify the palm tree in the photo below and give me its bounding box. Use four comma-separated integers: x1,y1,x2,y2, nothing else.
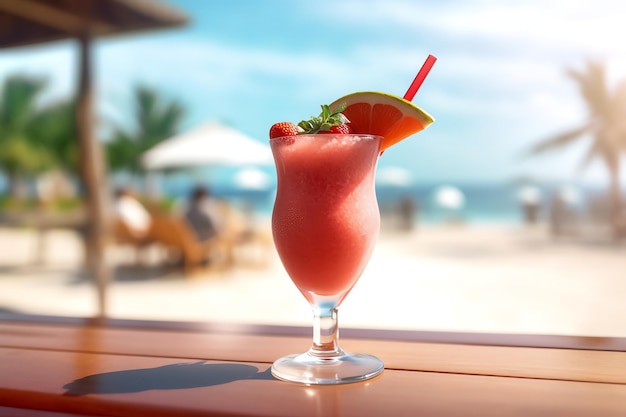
107,85,184,176
528,61,626,238
0,74,55,198
28,99,79,176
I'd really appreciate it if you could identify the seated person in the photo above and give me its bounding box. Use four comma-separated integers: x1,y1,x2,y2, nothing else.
184,186,225,243
113,187,152,239
183,185,271,268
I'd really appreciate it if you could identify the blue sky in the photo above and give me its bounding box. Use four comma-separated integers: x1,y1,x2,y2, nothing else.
1,0,626,186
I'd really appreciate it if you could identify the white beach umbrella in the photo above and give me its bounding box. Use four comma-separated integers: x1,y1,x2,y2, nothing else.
141,121,273,170
433,185,465,210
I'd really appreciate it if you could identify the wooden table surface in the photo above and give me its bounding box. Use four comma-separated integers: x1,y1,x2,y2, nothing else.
1,315,625,416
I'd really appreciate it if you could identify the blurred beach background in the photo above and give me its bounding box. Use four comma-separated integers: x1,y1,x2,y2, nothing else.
0,0,625,337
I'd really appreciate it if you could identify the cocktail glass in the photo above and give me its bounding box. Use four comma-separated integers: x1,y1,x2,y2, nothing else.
270,133,384,384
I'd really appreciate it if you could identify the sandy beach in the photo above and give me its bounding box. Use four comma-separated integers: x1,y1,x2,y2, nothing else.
1,222,625,338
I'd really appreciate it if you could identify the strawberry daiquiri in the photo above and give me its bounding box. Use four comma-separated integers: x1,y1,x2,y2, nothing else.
268,60,435,384
271,134,381,304
270,133,386,385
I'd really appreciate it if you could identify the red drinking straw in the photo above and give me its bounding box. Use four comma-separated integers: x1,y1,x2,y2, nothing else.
403,54,437,101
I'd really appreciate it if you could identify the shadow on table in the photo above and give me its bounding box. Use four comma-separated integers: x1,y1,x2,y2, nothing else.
0,306,20,314
63,362,275,396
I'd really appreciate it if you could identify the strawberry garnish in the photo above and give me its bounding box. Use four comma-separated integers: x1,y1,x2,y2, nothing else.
270,122,302,139
270,103,352,140
321,124,353,134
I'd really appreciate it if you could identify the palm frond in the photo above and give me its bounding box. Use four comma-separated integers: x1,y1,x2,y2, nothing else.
611,79,626,136
577,139,601,172
157,102,184,138
27,99,79,173
567,61,610,120
526,124,590,156
0,75,47,133
105,84,186,174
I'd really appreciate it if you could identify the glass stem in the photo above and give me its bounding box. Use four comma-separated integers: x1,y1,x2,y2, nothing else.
309,304,344,357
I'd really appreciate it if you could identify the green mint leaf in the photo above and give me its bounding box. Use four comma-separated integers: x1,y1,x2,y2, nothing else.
331,103,347,113
321,105,330,120
297,102,351,133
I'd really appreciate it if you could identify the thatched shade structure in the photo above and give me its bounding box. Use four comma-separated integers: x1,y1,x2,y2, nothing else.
0,0,187,48
0,0,188,318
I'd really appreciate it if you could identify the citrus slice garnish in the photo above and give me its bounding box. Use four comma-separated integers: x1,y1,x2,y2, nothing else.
329,91,434,151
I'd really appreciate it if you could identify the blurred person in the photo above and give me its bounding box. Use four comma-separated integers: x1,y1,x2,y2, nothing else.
518,185,542,225
184,186,225,243
549,192,571,237
183,186,273,268
398,195,418,231
550,188,583,238
113,187,152,239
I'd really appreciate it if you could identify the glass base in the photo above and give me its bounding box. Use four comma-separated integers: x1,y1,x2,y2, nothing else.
271,351,384,385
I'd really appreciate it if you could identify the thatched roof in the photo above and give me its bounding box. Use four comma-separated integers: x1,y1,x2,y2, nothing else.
0,0,188,49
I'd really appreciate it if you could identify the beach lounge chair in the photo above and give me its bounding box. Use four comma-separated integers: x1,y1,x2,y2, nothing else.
113,217,154,264
147,213,228,276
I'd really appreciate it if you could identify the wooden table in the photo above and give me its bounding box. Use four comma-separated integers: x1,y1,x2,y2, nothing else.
1,314,625,416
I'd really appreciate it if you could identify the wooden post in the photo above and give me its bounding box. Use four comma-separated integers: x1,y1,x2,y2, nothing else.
76,32,111,318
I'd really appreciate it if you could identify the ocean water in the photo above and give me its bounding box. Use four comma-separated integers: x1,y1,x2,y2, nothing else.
375,183,544,225
376,182,613,226
0,171,610,226
163,179,609,226
377,183,523,225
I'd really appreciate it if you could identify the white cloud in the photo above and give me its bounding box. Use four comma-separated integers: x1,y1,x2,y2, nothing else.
430,1,626,56
328,0,626,56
